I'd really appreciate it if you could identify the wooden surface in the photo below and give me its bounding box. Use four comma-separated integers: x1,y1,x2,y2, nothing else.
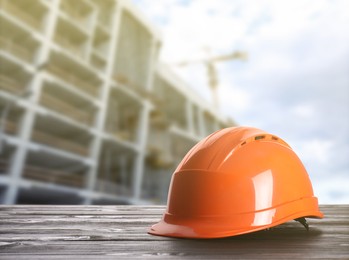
0,205,348,259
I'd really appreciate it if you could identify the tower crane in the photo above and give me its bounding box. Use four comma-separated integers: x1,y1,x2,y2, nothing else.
173,50,248,109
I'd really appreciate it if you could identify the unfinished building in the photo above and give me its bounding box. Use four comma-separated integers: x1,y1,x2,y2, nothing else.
0,0,234,204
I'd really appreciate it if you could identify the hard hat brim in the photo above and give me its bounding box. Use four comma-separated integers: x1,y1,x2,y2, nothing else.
148,197,323,239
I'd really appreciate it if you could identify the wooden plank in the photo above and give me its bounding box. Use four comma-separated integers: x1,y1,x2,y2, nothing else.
0,205,348,259
0,238,348,259
0,204,344,214
0,206,166,216
0,219,347,242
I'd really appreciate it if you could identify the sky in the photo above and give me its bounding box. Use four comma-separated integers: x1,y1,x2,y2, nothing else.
131,0,349,203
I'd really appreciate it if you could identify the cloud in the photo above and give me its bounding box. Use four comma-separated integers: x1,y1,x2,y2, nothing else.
298,139,334,167
314,176,349,204
219,81,251,115
291,104,315,119
132,0,349,203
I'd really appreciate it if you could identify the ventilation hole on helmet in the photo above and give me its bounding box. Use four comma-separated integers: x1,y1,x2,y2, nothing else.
241,141,246,146
271,136,278,141
255,135,265,140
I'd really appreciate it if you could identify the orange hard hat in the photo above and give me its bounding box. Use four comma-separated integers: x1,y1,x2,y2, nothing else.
148,126,323,238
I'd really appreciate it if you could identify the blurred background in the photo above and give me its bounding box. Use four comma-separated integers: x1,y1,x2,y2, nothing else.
0,0,348,205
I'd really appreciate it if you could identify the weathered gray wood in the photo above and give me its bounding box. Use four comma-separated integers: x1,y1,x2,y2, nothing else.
0,205,348,259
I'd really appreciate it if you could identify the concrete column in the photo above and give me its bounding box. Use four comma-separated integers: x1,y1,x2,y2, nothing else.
214,119,220,131
84,1,123,204
198,108,206,138
4,0,60,204
132,38,159,201
84,8,98,63
4,74,44,204
132,102,150,200
36,0,60,67
186,100,194,134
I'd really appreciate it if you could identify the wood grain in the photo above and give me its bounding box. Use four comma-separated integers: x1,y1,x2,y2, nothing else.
0,205,348,259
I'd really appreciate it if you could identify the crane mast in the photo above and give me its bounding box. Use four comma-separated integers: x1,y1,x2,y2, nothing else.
173,51,247,109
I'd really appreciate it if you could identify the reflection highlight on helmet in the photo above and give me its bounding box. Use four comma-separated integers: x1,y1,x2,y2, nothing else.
252,169,276,226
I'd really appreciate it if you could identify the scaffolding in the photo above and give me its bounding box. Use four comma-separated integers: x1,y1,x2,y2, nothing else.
0,0,234,205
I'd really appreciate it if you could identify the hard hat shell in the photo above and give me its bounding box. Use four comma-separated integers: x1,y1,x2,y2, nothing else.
148,126,323,238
